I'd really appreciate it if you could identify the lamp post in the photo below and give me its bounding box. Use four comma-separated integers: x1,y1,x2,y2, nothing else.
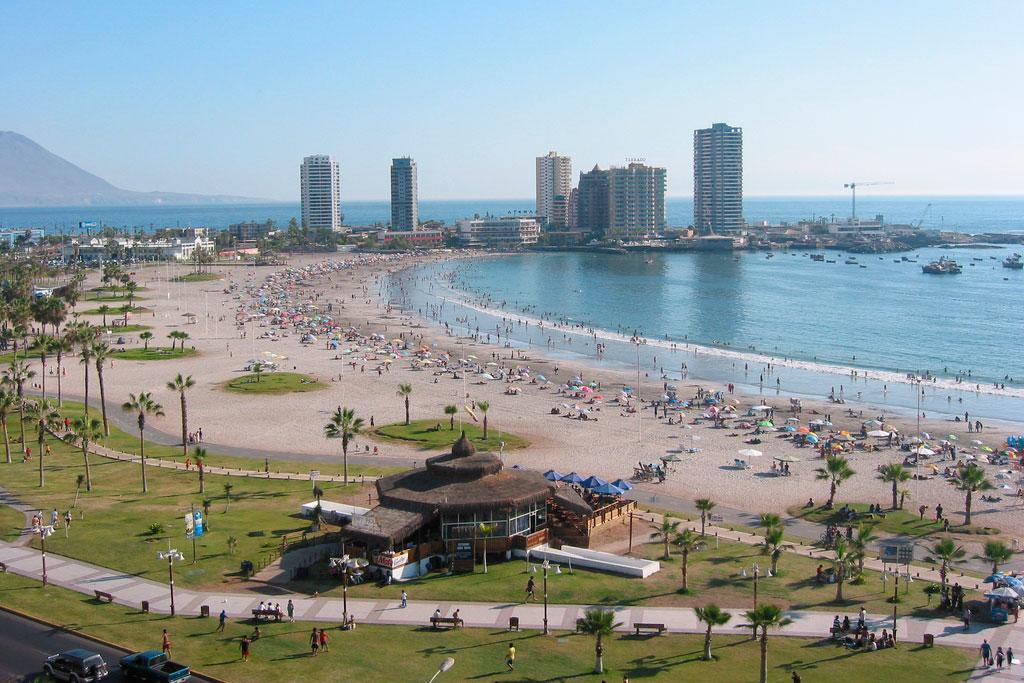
534,559,561,635
882,566,913,644
35,524,55,586
427,657,456,683
331,555,367,628
157,546,185,616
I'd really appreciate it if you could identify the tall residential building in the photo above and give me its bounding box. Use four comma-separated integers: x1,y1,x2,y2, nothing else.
390,157,419,231
300,154,342,231
693,123,743,234
574,165,610,236
535,151,572,226
607,162,666,240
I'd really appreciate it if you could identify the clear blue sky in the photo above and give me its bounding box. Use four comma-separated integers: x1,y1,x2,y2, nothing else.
3,2,1022,200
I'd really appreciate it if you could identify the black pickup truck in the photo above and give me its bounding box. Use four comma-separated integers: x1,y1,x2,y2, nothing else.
119,650,190,682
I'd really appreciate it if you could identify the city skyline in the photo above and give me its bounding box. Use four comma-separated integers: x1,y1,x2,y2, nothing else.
3,3,1022,201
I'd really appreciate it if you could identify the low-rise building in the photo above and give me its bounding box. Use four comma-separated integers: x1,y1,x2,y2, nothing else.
0,228,45,248
375,228,445,248
456,216,540,247
62,235,216,264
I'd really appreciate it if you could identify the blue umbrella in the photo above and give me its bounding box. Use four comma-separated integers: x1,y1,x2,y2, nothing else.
985,573,1005,584
611,478,634,491
782,425,797,432
581,475,609,489
591,482,624,495
544,469,565,481
560,472,585,484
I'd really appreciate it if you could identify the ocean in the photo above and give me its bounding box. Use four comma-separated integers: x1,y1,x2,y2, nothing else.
2,196,1024,233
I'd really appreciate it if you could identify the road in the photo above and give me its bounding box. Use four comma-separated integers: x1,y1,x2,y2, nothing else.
0,609,213,683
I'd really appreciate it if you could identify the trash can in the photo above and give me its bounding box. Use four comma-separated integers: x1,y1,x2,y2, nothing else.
141,600,149,613
200,605,210,617
923,633,934,647
508,617,519,632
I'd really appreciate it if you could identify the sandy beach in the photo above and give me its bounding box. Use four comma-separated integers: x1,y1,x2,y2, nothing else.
49,252,1024,549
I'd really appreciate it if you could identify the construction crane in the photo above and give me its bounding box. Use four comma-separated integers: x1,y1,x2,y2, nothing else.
914,203,933,229
843,180,894,220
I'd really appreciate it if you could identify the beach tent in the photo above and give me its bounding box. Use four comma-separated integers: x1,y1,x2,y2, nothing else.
611,478,634,491
560,472,585,484
544,470,565,481
581,475,609,489
590,482,625,496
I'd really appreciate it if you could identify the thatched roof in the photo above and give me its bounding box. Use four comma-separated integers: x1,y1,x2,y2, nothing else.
345,506,433,546
552,487,594,518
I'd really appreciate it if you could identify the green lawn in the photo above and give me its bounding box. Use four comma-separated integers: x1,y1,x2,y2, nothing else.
373,418,529,451
87,294,147,303
0,435,361,589
222,372,327,394
0,573,976,683
80,305,149,315
172,273,220,282
99,324,151,333
0,504,26,543
52,400,401,480
111,346,199,361
788,502,1001,537
92,286,149,292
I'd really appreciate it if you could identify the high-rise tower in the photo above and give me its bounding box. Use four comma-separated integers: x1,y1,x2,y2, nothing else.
693,123,743,234
300,155,342,231
390,157,419,231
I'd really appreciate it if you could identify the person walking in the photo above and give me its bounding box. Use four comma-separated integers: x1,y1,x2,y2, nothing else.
526,577,536,602
287,599,295,622
963,605,972,631
981,639,992,667
318,628,329,653
161,629,171,655
400,590,407,608
1007,647,1014,668
505,642,516,671
240,635,251,662
309,628,319,656
996,646,1005,669
217,609,227,633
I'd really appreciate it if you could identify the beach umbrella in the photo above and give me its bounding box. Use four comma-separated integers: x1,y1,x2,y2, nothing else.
560,472,585,484
661,453,683,462
946,434,958,441
544,470,564,481
912,446,935,456
796,426,811,434
774,454,801,463
984,573,1005,584
738,448,763,458
862,419,883,429
971,439,985,446
611,478,634,491
590,482,625,496
581,475,609,489
867,430,890,438
782,425,797,432
757,420,774,427
981,446,994,453
907,437,924,445
833,434,855,443
804,434,819,444
985,587,1020,600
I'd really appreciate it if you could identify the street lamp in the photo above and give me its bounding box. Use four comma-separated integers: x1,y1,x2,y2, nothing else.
533,559,561,635
882,566,913,644
427,657,455,683
34,524,55,586
157,547,185,616
330,555,368,628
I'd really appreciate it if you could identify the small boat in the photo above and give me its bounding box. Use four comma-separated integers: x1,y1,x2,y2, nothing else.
644,257,654,264
810,254,824,262
922,257,962,274
844,258,858,265
1003,253,1023,269
826,259,836,263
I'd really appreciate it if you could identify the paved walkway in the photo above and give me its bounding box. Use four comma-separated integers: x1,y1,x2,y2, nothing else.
0,541,1018,658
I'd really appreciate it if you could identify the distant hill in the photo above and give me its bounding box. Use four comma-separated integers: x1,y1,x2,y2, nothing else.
0,131,267,207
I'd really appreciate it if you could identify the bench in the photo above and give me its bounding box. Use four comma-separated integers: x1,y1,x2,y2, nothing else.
430,616,463,629
93,590,114,603
252,609,282,622
633,623,666,636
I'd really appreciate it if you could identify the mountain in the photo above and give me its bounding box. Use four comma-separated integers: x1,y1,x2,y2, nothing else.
0,131,267,207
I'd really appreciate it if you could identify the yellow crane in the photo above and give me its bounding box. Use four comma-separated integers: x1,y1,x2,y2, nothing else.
843,180,894,220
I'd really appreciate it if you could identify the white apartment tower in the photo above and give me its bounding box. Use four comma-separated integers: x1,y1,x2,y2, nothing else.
607,162,667,240
390,157,419,231
694,123,743,234
300,154,342,231
535,151,572,227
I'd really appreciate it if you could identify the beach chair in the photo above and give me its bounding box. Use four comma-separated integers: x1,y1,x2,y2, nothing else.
734,459,750,470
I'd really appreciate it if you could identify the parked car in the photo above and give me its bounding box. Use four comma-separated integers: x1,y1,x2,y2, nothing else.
42,649,109,682
119,650,190,682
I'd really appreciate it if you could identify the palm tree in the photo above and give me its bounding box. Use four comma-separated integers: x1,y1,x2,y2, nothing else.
898,485,912,510
202,499,212,531
694,498,716,536
176,331,190,351
831,537,855,602
166,331,178,351
139,331,153,350
743,604,793,683
932,537,965,590
444,404,458,430
79,342,94,415
762,526,789,575
695,604,732,661
194,447,207,493
223,482,234,512
951,463,993,525
0,388,16,464
96,304,111,327
52,335,72,406
125,280,138,307
397,383,412,425
477,400,490,439
877,463,911,510
758,512,781,537
478,523,494,573
91,342,112,436
26,398,60,488
650,515,680,560
815,454,855,508
251,361,264,383
674,528,703,591
848,523,878,579
120,392,164,493
577,608,622,674
73,474,86,507
4,360,35,456
981,540,1014,575
66,415,103,492
324,407,364,484
166,373,195,456
30,334,56,398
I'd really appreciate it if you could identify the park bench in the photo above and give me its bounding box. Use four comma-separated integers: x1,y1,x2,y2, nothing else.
430,616,463,629
93,590,114,603
633,623,666,636
252,608,282,622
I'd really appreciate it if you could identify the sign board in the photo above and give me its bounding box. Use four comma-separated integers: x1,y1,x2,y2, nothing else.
453,541,475,572
880,542,914,565
374,552,408,570
309,470,320,481
185,512,194,536
193,511,204,537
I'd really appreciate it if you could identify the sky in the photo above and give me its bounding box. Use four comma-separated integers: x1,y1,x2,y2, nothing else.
3,2,1022,201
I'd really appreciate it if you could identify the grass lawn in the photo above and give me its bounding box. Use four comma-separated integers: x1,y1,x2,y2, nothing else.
51,400,401,480
96,324,151,334
172,273,221,282
0,434,363,589
373,418,529,452
111,346,199,361
0,504,26,543
87,294,147,303
0,573,976,683
787,502,1001,537
80,306,149,315
92,286,148,292
222,372,327,394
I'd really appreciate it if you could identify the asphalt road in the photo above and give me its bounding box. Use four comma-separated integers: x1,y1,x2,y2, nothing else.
0,610,213,683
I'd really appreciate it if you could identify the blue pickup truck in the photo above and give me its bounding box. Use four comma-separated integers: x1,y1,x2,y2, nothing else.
119,651,190,682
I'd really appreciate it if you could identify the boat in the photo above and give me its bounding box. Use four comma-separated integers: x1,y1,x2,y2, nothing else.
922,257,962,274
844,258,858,265
1003,253,1023,269
810,254,824,262
644,257,654,264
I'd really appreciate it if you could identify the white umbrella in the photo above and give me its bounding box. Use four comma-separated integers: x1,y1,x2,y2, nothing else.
912,446,936,456
867,430,890,438
738,448,763,458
